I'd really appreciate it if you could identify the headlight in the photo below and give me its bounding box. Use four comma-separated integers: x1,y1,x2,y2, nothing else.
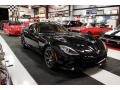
59,45,79,55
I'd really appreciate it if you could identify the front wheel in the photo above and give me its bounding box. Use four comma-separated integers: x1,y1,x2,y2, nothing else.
44,46,58,69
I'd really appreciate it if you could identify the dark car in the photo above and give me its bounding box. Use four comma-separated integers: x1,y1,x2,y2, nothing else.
62,20,83,28
0,20,9,30
21,22,107,70
100,29,120,46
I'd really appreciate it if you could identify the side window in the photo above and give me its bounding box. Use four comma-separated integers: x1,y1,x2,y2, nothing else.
39,24,48,33
34,24,39,33
29,24,38,33
29,24,34,30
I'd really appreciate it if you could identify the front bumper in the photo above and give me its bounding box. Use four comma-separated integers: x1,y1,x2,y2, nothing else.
56,50,107,70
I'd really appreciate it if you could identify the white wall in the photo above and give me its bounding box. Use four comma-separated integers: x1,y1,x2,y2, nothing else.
73,6,119,15
19,7,34,17
73,5,90,9
73,10,86,16
73,5,111,9
0,5,9,8
38,7,46,17
98,7,119,14
49,5,69,12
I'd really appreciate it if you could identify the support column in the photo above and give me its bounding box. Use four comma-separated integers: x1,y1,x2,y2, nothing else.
117,5,120,26
69,5,71,16
70,5,74,17
46,5,49,19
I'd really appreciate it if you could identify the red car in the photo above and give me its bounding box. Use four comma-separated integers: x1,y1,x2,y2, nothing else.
67,22,112,37
3,21,24,36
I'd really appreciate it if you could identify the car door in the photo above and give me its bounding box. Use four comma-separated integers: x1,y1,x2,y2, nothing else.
24,24,39,49
36,23,48,50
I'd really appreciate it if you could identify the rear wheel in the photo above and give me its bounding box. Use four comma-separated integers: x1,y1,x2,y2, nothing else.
44,46,58,69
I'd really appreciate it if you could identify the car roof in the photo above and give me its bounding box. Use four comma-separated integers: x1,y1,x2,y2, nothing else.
34,22,61,26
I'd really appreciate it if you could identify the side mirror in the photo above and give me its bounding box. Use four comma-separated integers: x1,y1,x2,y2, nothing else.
29,29,34,33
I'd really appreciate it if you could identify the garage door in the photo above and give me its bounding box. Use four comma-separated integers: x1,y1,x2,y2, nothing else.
0,8,9,21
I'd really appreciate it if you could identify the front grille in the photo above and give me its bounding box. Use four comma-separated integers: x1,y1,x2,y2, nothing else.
78,54,106,64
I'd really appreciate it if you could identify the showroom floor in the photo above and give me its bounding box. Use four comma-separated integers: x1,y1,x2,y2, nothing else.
1,31,120,85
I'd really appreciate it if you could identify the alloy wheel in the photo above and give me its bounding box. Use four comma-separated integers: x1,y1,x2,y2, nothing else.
44,47,57,69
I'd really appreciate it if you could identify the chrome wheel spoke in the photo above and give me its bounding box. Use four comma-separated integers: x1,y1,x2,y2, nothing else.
44,48,56,68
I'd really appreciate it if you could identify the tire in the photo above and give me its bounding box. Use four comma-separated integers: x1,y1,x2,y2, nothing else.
21,34,27,48
44,46,58,69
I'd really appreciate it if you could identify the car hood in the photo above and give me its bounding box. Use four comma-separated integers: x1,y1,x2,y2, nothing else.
44,32,105,54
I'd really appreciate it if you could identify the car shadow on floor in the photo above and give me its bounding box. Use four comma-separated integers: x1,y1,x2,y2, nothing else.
1,35,103,84
20,46,102,77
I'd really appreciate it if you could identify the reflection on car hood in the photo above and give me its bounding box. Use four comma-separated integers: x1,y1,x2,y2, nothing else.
44,32,102,51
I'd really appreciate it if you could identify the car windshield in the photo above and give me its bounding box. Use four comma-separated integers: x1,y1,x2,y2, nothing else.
39,23,68,33
9,21,22,25
68,21,83,27
81,23,95,27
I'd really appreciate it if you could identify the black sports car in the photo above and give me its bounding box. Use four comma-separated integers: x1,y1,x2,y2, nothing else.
100,30,120,46
0,20,9,30
21,22,107,70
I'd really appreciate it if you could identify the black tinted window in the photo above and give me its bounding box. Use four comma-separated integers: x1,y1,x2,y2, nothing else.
9,21,22,25
29,24,39,33
29,24,34,30
39,23,67,33
69,21,83,27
